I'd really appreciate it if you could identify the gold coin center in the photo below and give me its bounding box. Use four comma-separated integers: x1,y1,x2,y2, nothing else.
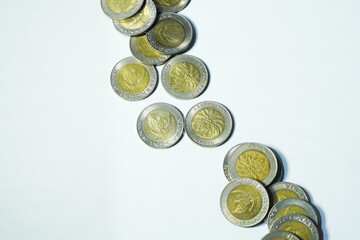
119,4,150,29
154,19,185,48
106,0,137,13
280,221,312,240
168,62,200,92
143,109,177,141
191,108,225,140
275,205,309,221
272,189,300,205
154,0,181,7
117,63,150,94
235,150,270,181
136,35,163,58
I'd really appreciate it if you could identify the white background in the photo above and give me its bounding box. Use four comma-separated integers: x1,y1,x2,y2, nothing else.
1,0,359,239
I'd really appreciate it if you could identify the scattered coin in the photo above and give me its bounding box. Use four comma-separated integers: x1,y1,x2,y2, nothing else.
268,182,309,206
101,0,145,20
153,0,190,13
262,230,300,240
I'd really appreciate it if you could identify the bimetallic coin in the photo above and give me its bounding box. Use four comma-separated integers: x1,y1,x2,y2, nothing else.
267,198,319,230
101,0,145,20
147,12,193,55
270,214,319,240
153,0,190,13
137,103,184,148
110,56,157,101
223,142,278,186
262,230,300,240
268,182,309,206
220,178,270,227
185,101,233,147
113,0,157,36
130,35,171,65
161,55,208,99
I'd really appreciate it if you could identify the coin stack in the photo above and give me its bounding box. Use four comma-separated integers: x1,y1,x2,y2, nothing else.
221,142,323,240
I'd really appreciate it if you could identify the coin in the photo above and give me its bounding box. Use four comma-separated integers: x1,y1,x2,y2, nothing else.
223,142,278,186
130,35,171,65
161,55,208,99
220,178,270,227
137,102,184,148
268,182,309,206
147,12,193,55
185,101,233,147
153,0,190,13
113,0,157,36
270,214,319,240
101,0,145,20
267,198,319,230
110,56,157,101
262,230,300,240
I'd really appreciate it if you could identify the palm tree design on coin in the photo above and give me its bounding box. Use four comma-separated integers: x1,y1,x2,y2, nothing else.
191,108,225,140
236,150,270,181
168,62,200,92
144,109,177,141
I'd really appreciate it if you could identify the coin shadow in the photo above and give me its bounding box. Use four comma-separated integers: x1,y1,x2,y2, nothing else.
268,147,287,183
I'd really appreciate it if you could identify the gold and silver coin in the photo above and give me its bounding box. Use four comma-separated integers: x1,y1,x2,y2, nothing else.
185,101,233,147
267,198,319,230
268,182,309,206
147,12,193,55
153,0,190,13
220,178,270,227
137,102,184,148
130,35,171,65
270,214,319,240
101,0,145,20
161,55,208,99
110,56,157,101
223,142,278,186
113,0,157,36
262,230,300,240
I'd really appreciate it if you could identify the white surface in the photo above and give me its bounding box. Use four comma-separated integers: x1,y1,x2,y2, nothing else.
1,1,359,239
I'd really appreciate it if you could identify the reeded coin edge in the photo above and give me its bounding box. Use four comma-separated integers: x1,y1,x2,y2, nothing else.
101,0,145,20
154,0,190,13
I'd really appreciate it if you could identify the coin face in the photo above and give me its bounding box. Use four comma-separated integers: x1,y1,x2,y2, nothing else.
137,103,184,148
185,101,233,147
101,0,145,20
220,178,270,227
268,182,309,206
223,143,278,186
161,55,208,99
267,198,319,230
113,0,157,36
110,57,157,101
153,0,190,13
270,214,319,240
262,230,300,240
147,12,193,55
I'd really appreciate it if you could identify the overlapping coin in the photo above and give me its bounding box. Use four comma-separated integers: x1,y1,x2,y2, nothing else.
268,182,309,206
153,0,190,13
262,230,300,240
101,0,145,19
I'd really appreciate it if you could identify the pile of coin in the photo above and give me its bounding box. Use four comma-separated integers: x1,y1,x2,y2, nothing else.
220,142,322,240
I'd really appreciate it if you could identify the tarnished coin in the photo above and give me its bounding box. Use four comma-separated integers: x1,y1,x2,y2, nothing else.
101,0,145,20
270,214,319,240
262,230,300,240
220,178,270,227
130,35,171,65
267,198,319,230
185,101,233,147
268,182,309,206
137,102,184,148
110,57,157,101
113,0,157,36
161,55,208,99
223,142,278,186
153,0,190,13
147,12,193,55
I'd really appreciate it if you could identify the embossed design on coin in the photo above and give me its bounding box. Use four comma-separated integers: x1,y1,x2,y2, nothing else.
262,230,300,240
154,0,180,7
136,35,163,58
143,109,177,141
268,182,309,206
153,0,189,12
191,108,225,140
154,19,185,48
168,62,200,92
118,4,150,29
107,0,137,13
280,221,312,240
236,150,271,181
102,0,144,19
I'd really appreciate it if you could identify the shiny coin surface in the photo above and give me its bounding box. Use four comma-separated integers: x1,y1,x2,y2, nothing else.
130,35,171,65
101,0,145,20
137,102,184,148
268,182,309,206
161,55,208,99
110,56,157,101
113,0,157,36
185,101,233,147
267,198,319,230
220,178,270,227
223,142,278,186
153,0,190,13
270,214,319,240
147,12,193,55
262,230,300,240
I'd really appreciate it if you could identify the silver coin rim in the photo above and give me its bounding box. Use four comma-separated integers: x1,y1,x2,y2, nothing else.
137,102,184,148
113,0,157,36
270,213,319,240
220,177,270,227
268,182,310,203
262,230,300,240
161,54,208,99
146,12,193,55
267,198,319,230
223,142,278,186
130,35,171,66
153,0,190,13
101,0,145,20
185,101,233,147
110,56,157,101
